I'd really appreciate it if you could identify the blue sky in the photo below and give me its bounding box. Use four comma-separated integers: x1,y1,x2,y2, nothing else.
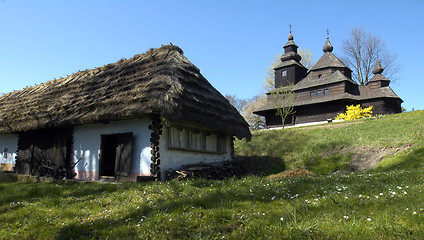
0,0,423,110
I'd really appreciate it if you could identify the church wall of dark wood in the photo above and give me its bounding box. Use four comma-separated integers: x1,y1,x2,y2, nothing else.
361,98,402,115
308,68,333,79
264,97,401,129
295,101,347,124
275,65,307,88
295,82,346,102
264,111,294,128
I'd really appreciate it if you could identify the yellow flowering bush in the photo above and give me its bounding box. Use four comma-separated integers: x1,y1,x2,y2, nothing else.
335,104,373,120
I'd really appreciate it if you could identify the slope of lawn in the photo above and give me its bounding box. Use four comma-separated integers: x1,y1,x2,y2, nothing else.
0,111,423,239
235,110,424,174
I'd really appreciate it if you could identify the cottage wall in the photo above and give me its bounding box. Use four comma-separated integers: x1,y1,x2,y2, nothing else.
0,134,18,171
159,127,232,178
73,119,152,181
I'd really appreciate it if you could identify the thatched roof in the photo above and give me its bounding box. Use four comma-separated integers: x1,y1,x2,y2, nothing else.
0,45,251,140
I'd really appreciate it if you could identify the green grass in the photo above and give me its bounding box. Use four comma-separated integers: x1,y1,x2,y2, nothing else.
1,111,424,239
235,110,424,174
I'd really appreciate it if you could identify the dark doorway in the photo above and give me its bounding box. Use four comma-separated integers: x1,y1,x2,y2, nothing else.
100,132,133,180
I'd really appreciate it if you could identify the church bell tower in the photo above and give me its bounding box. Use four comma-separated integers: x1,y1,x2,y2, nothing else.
274,29,307,88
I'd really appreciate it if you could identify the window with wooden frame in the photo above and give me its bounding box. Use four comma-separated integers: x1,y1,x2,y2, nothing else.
187,130,205,151
324,89,329,95
217,135,226,153
168,127,226,153
168,127,187,149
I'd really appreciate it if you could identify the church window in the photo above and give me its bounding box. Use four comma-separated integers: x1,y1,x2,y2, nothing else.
282,70,287,77
324,89,329,95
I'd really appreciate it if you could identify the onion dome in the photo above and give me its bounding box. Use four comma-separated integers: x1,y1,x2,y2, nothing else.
281,30,302,62
288,31,294,41
323,37,333,52
372,59,384,74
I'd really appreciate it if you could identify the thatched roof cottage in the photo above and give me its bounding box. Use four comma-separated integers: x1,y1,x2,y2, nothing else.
0,45,251,181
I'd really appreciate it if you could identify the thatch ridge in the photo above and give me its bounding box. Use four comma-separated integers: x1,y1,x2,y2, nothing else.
0,45,251,140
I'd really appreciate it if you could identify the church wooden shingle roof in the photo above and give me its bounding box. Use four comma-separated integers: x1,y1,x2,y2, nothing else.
0,45,251,140
294,70,356,90
309,38,350,72
310,51,351,71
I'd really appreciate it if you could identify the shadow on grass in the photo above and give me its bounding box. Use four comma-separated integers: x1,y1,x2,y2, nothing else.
376,145,424,171
54,168,424,239
0,181,135,207
232,156,286,176
55,180,290,239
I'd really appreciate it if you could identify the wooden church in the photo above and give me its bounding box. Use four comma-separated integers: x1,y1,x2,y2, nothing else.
254,31,403,127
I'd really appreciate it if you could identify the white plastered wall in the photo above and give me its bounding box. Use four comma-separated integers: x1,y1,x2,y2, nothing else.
0,134,18,171
159,126,232,178
73,118,152,181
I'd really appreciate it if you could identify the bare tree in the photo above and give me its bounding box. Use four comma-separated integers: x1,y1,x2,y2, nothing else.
225,94,247,114
270,84,296,128
340,26,400,85
242,95,266,130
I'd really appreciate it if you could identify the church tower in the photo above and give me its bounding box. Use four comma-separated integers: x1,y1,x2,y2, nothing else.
367,60,391,88
274,30,307,88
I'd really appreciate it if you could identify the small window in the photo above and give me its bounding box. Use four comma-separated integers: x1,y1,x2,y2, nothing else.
318,74,322,78
282,70,287,77
310,91,316,98
168,127,226,153
217,136,227,153
324,89,329,95
317,90,323,96
187,130,205,151
169,128,187,149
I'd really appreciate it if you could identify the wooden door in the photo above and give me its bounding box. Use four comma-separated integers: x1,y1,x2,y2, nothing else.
114,132,133,178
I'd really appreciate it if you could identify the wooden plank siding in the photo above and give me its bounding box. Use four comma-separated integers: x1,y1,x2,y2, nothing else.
294,82,347,102
15,128,73,176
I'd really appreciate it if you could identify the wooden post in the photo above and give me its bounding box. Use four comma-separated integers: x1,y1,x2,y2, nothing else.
149,116,162,180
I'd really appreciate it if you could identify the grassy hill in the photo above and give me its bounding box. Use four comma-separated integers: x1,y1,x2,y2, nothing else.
1,111,424,239
235,110,424,175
